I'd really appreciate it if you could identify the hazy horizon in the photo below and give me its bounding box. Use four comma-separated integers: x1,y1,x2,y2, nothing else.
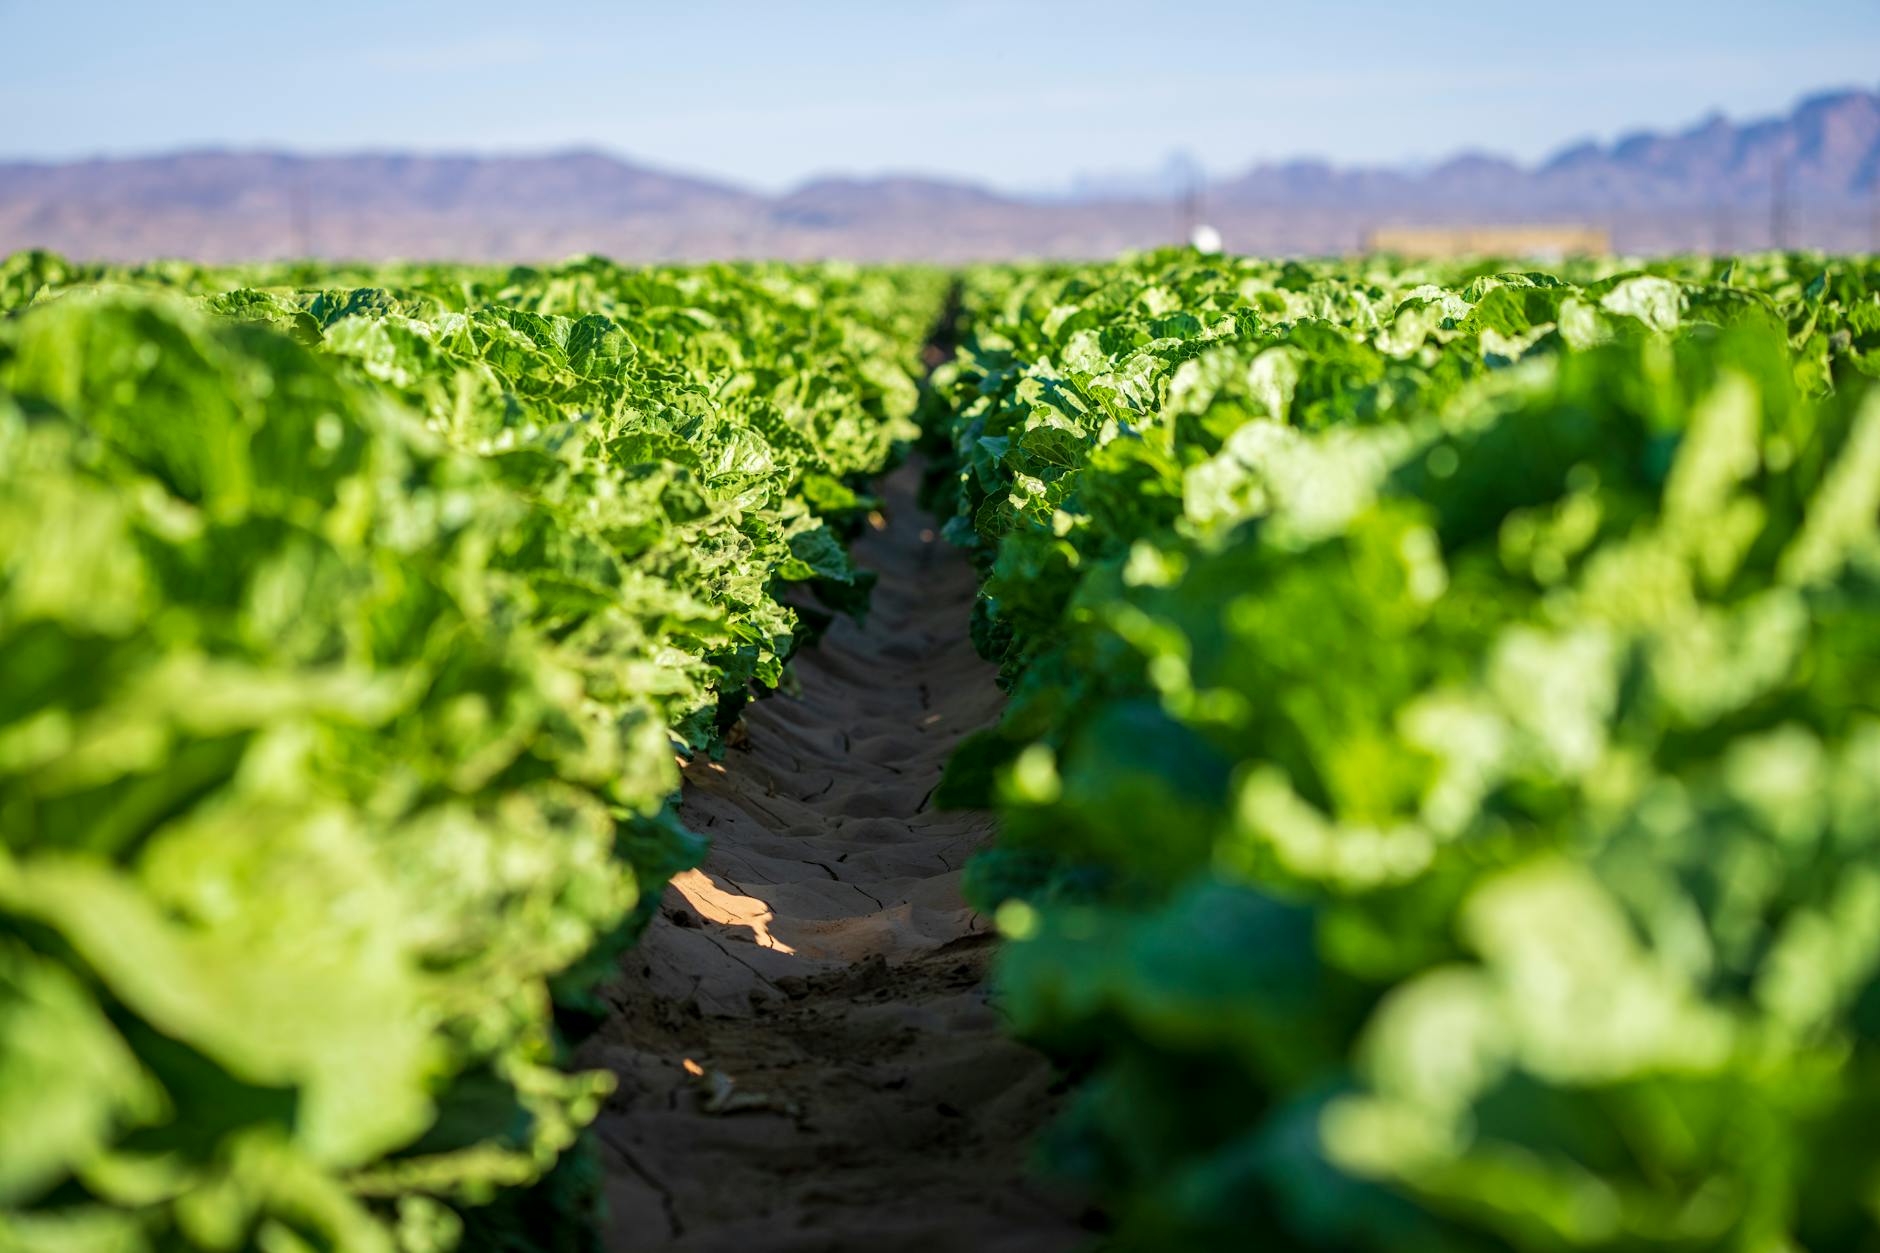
6,78,1877,200
4,0,1878,196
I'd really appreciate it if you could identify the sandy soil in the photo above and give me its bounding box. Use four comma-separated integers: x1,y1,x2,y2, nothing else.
575,462,1085,1253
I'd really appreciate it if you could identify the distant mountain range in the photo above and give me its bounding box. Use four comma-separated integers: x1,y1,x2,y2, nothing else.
3,87,1876,262
1212,88,1880,211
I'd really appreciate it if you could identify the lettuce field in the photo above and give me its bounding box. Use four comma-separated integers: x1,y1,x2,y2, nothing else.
2,246,1879,1252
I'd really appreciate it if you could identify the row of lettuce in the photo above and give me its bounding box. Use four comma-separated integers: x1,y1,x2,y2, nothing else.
926,251,1880,1250
0,251,947,1252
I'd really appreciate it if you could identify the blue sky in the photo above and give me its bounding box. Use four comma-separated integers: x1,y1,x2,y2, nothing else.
2,0,1876,191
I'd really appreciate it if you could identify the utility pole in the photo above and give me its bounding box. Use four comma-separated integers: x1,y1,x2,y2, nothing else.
1177,158,1222,254
288,163,314,260
1712,199,1733,257
1770,153,1790,252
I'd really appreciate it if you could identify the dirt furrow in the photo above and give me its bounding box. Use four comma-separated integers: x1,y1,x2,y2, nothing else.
577,461,1083,1253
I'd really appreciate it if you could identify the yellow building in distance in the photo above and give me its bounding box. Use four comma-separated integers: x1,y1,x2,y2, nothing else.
1365,224,1611,259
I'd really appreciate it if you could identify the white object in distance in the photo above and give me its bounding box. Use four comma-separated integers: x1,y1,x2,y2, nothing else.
1190,223,1223,254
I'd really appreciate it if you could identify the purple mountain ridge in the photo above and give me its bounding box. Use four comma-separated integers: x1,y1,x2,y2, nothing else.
2,87,1875,261
1211,89,1880,211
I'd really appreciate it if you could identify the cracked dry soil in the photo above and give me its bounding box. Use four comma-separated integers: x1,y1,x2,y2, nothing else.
574,461,1084,1253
